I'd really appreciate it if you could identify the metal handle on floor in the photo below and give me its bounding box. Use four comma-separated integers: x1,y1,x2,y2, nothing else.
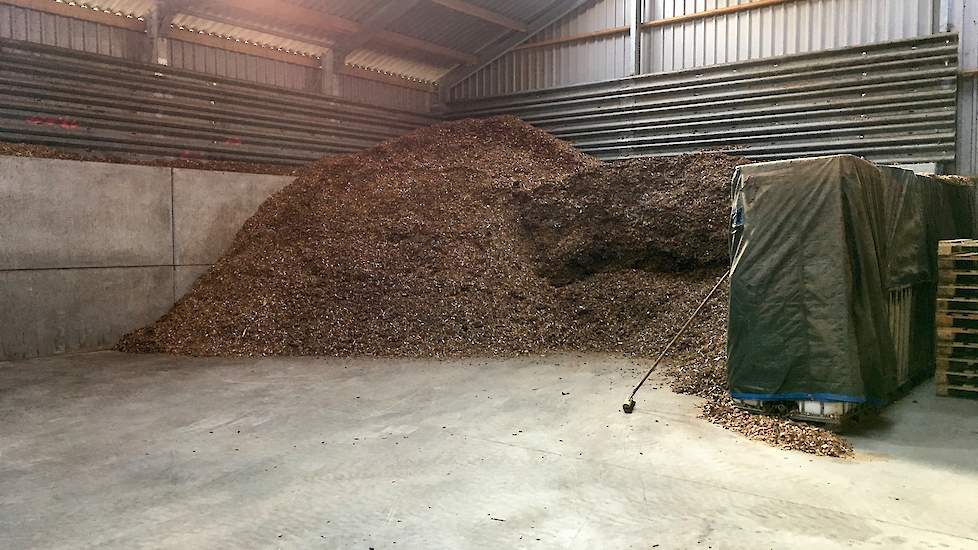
622,269,730,413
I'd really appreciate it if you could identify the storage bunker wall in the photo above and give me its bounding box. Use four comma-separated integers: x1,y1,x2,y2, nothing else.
728,155,978,405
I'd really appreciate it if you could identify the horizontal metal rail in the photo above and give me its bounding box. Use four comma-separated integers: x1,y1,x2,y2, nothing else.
0,39,437,165
448,34,960,165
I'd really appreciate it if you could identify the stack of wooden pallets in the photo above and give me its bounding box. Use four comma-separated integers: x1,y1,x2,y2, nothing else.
936,239,978,398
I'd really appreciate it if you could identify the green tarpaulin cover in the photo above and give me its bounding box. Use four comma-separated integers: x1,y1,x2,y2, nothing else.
728,155,976,404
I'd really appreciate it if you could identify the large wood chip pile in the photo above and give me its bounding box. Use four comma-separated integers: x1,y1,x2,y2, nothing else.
117,116,852,456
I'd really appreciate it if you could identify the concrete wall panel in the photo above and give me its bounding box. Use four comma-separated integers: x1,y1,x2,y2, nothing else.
173,169,293,265
0,267,173,361
0,158,172,270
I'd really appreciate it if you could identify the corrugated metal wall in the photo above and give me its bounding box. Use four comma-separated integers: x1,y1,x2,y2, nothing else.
962,74,978,173
950,0,977,175
0,39,436,164
0,3,144,60
643,0,939,72
449,35,959,166
0,3,436,114
337,74,434,112
455,0,632,99
450,0,942,100
167,39,319,92
164,40,435,111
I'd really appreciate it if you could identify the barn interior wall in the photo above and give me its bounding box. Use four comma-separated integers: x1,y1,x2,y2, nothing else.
0,3,144,60
449,0,944,101
0,157,294,362
0,3,436,114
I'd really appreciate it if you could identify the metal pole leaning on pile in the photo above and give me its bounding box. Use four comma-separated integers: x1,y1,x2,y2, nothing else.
622,269,731,414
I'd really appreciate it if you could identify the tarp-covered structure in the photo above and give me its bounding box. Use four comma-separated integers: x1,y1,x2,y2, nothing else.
728,155,977,405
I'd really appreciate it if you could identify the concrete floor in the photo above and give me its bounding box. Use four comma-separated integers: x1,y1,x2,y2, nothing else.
1,353,977,550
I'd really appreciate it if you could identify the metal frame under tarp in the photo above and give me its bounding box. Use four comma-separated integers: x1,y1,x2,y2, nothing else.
728,155,977,405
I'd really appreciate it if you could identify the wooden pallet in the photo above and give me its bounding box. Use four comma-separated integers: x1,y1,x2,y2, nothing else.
936,297,978,313
938,259,978,275
938,239,978,256
936,368,978,397
936,356,978,397
938,271,978,286
934,311,978,326
935,240,978,398
937,284,978,298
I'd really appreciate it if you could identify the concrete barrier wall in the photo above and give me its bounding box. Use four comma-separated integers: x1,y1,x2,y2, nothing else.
0,158,293,361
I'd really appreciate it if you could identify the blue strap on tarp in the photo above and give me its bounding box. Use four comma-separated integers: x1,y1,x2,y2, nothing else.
730,391,874,404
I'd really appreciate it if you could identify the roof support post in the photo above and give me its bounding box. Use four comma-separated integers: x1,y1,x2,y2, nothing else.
935,0,952,32
320,49,342,97
628,0,643,76
146,2,169,65
147,0,188,66
950,0,977,175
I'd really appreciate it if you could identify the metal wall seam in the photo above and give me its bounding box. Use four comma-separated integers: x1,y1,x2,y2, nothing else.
448,34,960,166
950,0,977,175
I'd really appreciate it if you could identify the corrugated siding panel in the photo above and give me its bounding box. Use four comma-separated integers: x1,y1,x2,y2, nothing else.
449,35,959,166
960,75,978,175
643,0,937,73
451,0,940,100
454,0,630,99
0,3,143,60
337,74,434,113
167,39,319,92
0,39,436,164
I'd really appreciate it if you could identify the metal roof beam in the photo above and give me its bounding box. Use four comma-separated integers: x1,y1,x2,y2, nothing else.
202,0,360,34
371,31,477,65
333,0,423,55
438,0,596,93
178,5,336,50
197,0,476,65
429,0,528,32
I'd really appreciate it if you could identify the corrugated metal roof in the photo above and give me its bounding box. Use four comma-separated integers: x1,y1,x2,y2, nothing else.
40,0,576,82
391,2,510,54
174,5,340,48
346,46,454,83
463,0,557,22
61,0,154,18
171,14,328,57
290,0,392,24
